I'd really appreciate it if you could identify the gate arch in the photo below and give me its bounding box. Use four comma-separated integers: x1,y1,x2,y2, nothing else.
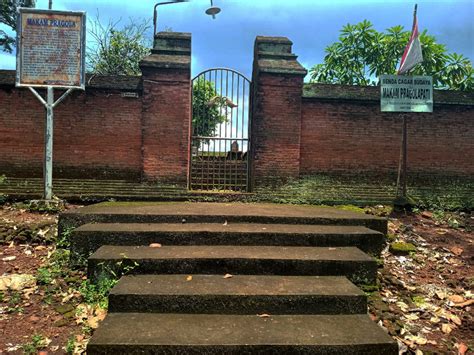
189,68,251,191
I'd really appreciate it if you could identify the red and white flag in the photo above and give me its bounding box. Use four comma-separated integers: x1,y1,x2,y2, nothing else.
398,5,423,74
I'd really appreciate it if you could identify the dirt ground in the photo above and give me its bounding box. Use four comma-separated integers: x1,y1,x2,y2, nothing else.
370,209,473,354
0,204,93,354
0,203,472,354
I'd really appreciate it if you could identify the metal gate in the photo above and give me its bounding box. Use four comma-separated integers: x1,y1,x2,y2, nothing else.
189,68,251,191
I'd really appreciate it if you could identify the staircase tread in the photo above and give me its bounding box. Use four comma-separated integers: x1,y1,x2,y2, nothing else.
76,222,381,235
87,313,397,348
90,245,373,262
69,202,385,221
111,275,364,296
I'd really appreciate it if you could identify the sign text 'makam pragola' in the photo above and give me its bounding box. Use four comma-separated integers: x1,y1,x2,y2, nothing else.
26,17,78,28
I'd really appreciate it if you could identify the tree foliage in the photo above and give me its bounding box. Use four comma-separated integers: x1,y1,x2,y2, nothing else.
87,15,151,75
310,20,473,91
0,0,35,53
192,80,227,143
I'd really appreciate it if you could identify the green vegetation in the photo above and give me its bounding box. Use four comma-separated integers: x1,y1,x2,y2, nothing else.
0,174,6,204
26,199,65,213
310,20,473,91
78,278,118,309
87,15,151,75
336,205,366,214
386,234,397,242
57,226,75,249
35,227,112,307
77,257,138,309
192,80,228,145
254,174,473,210
360,284,380,294
22,334,49,354
65,336,76,354
36,225,139,311
0,0,35,53
6,290,23,313
389,242,416,255
411,295,426,307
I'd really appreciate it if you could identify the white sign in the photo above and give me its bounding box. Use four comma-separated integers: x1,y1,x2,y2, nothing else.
380,75,433,113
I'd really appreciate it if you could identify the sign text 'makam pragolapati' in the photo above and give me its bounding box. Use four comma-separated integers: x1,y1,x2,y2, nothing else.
380,74,433,113
16,9,85,89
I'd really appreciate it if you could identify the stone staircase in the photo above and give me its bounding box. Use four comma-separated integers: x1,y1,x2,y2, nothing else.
60,202,398,354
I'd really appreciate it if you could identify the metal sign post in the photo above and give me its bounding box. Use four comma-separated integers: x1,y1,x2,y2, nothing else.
16,8,86,200
27,86,74,199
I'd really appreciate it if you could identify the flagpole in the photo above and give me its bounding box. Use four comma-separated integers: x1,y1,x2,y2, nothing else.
413,4,417,29
396,4,418,202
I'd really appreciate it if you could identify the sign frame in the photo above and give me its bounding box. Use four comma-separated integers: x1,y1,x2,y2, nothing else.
15,8,86,90
380,74,433,113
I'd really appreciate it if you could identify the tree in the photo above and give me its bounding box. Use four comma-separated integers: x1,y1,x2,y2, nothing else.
87,15,151,75
0,0,35,53
310,20,473,91
192,80,227,145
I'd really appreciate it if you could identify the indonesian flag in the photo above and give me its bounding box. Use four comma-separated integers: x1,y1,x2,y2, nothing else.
398,9,423,74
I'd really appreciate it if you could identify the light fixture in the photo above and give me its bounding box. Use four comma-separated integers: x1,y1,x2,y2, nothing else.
153,0,189,35
205,0,221,19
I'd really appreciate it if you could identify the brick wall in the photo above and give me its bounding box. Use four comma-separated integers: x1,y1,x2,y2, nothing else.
139,31,192,184
0,32,192,184
250,36,307,187
141,69,191,183
0,84,142,179
301,85,474,176
1,33,473,187
252,74,304,180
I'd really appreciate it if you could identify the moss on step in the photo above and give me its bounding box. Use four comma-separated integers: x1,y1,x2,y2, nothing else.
389,242,416,255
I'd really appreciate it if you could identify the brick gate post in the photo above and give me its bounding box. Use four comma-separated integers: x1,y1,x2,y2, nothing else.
140,32,192,184
251,36,307,188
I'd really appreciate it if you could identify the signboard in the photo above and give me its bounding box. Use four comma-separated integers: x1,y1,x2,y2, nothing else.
16,8,86,89
380,75,433,113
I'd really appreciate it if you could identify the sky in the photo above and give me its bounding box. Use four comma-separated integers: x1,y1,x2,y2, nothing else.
0,0,473,80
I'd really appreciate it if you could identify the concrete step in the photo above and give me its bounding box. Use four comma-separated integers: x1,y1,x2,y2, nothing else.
86,313,398,354
88,245,376,285
59,202,387,235
72,223,384,258
108,274,366,314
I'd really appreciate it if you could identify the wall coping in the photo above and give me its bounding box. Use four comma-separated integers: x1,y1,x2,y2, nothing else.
254,36,307,77
303,83,474,106
0,70,142,91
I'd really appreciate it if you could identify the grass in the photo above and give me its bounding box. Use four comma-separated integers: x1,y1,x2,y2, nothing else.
78,278,118,309
6,291,23,313
22,334,48,354
35,227,117,309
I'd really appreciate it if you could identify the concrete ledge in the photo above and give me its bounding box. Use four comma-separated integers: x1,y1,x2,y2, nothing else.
303,83,474,106
88,245,377,285
71,223,385,258
108,274,367,314
87,313,398,354
60,202,388,236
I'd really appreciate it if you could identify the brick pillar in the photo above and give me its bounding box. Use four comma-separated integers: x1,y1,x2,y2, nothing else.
140,32,191,184
251,36,307,188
